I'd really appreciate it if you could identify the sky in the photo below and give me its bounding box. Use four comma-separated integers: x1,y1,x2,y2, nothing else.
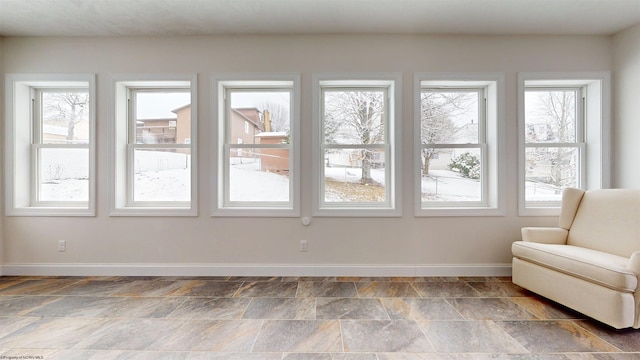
136,91,290,120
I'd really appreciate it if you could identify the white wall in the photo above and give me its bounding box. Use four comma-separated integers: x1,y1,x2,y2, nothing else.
613,24,640,189
0,36,4,273
0,35,613,276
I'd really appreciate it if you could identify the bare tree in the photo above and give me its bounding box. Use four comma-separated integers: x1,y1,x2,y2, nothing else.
420,92,472,175
527,91,577,189
258,101,290,132
324,90,384,185
43,92,89,142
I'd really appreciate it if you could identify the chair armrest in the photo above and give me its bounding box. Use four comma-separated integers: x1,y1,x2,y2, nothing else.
626,251,640,275
521,227,568,244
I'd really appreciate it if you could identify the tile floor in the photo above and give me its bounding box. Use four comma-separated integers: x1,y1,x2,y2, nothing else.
0,276,639,359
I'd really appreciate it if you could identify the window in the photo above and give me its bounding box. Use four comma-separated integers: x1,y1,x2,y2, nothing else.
111,76,197,216
212,74,300,216
5,74,96,216
313,74,402,217
415,73,505,216
519,72,610,215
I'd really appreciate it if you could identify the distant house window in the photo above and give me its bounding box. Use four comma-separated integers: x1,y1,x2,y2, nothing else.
313,73,402,217
5,74,96,216
111,76,197,216
213,74,300,217
415,73,505,216
519,72,610,215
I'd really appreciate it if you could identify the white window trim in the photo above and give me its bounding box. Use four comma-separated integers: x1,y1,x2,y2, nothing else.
5,73,96,216
211,73,301,217
414,72,505,217
312,73,402,217
109,74,198,216
518,72,611,216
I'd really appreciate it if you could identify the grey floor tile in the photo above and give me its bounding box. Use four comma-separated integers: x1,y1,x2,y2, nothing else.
0,316,41,339
0,279,79,295
71,318,185,351
51,279,133,296
0,295,60,316
111,280,189,297
419,320,528,353
167,297,250,319
356,282,421,298
511,296,584,320
316,298,389,320
252,320,342,352
50,349,191,360
572,320,640,352
297,281,357,297
25,296,128,318
378,354,471,360
413,282,482,298
235,281,298,298
169,280,243,297
186,353,282,360
0,317,110,349
467,281,531,297
496,320,621,353
100,296,187,318
341,320,434,353
381,298,464,321
161,319,262,351
243,297,315,319
0,276,638,359
447,298,538,320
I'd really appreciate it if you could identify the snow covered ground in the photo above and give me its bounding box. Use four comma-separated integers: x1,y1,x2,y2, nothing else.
40,153,563,203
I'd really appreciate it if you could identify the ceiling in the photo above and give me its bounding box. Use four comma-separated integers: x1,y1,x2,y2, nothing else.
0,0,639,37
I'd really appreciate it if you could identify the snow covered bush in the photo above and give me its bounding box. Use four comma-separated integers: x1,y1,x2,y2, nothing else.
448,152,480,179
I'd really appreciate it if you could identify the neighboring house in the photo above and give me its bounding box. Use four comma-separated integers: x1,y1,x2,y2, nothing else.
230,107,265,157
135,104,191,146
42,125,69,143
255,131,289,172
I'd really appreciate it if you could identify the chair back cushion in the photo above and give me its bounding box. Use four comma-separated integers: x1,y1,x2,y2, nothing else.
567,189,640,257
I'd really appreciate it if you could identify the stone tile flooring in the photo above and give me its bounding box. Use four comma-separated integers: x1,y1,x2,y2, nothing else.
0,276,639,359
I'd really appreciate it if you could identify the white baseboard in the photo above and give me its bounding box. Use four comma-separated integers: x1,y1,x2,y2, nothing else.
0,263,512,277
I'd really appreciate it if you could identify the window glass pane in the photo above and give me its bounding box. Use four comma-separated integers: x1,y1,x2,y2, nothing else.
323,90,385,145
324,149,386,203
420,91,479,145
38,148,89,202
525,147,579,202
525,90,577,143
228,151,290,202
135,92,190,144
41,91,89,144
421,148,482,202
228,91,291,142
133,148,190,202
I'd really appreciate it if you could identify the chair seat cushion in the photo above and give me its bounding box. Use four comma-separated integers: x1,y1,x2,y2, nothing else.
512,241,637,293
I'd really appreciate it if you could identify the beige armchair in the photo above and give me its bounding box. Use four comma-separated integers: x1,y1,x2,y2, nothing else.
512,188,640,329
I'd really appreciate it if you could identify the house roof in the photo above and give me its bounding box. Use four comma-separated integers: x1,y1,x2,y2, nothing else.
0,0,638,37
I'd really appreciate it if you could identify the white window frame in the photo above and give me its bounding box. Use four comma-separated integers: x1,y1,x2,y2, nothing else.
5,74,96,216
110,74,198,216
312,73,402,217
518,72,611,216
212,73,300,217
414,73,505,217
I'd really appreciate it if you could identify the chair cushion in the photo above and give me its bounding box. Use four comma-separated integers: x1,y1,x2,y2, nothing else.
512,241,637,293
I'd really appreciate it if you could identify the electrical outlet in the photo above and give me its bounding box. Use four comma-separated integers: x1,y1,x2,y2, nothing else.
299,239,308,252
58,240,66,252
